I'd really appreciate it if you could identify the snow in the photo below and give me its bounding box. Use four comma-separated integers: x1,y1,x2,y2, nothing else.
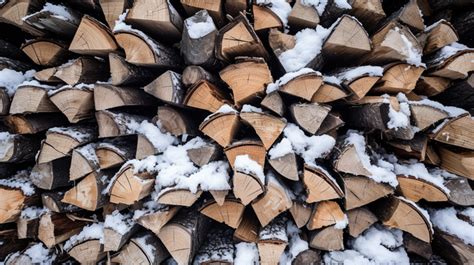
323,75,341,85
283,123,335,166
334,214,349,229
183,136,207,150
279,25,332,72
241,104,263,113
429,42,469,66
171,160,230,193
344,131,398,187
194,229,234,264
256,0,292,28
63,223,104,250
185,10,216,39
334,0,352,9
234,242,259,265
398,196,433,232
48,83,94,96
424,19,445,32
394,160,450,193
0,131,14,158
48,126,96,142
204,104,238,121
17,80,56,90
324,250,372,265
268,138,294,159
0,68,36,97
410,98,467,118
43,3,74,21
382,94,411,130
396,27,425,67
461,208,474,223
132,200,168,220
234,155,265,184
104,210,135,235
266,68,319,94
0,170,35,196
75,143,98,165
20,206,47,219
135,234,156,259
259,217,288,241
301,0,328,15
280,221,309,265
335,66,384,83
20,243,55,265
430,207,474,245
127,120,177,152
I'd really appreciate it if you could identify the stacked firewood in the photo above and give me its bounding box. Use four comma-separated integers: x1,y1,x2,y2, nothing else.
0,0,473,264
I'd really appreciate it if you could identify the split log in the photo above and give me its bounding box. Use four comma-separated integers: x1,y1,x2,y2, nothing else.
387,134,428,161
94,84,156,111
22,3,81,38
414,76,451,96
158,208,211,264
419,20,458,54
96,138,136,169
155,106,196,136
317,112,345,136
65,224,106,264
279,71,323,101
348,0,386,32
96,110,148,138
186,140,221,167
251,175,292,226
303,164,343,203
62,170,111,211
288,0,320,30
322,15,372,63
410,102,448,130
30,157,71,190
199,198,245,229
34,67,62,83
135,205,180,236
16,209,40,239
444,177,474,207
180,0,224,27
224,139,266,169
319,0,353,27
215,14,269,62
290,103,331,134
374,196,433,243
234,208,260,243
69,15,118,56
219,57,272,105
427,48,474,80
233,170,265,206
114,29,181,68
347,207,378,237
252,4,283,32
438,146,474,180
309,225,344,251
21,39,69,67
109,53,157,86
144,70,185,105
0,134,39,163
182,65,220,87
41,191,81,213
397,175,449,202
0,0,45,36
268,151,299,181
99,0,130,29
126,0,183,42
157,188,203,207
9,83,58,114
103,212,138,252
37,125,97,164
111,233,168,264
0,171,39,224
362,21,422,65
199,112,240,147
181,10,218,67
4,243,56,265
108,164,155,205
38,212,87,248
54,57,110,85
311,82,348,103
49,84,95,123
261,91,285,116
257,216,288,265
194,227,234,264
343,175,394,210
432,115,474,150
372,63,425,94
385,0,424,33
332,70,381,101
307,201,346,230
69,143,99,181
240,111,286,150
289,201,312,228
183,80,230,112
433,229,474,265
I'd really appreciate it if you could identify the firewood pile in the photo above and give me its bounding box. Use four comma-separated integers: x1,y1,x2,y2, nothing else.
0,0,473,264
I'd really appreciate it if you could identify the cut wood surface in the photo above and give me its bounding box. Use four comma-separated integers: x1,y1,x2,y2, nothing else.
0,0,473,264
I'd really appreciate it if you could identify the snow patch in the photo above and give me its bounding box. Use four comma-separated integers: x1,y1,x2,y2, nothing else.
104,210,135,235
241,104,263,113
268,137,294,159
256,0,292,28
430,207,474,245
301,0,328,15
63,223,104,250
234,242,259,265
0,69,36,97
234,155,265,184
185,11,216,39
0,170,35,196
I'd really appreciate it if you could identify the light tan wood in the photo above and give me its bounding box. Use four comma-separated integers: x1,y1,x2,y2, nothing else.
9,85,58,114
251,176,292,226
233,171,264,206
439,147,474,180
414,76,451,96
289,201,312,228
434,229,474,264
187,141,221,167
257,239,287,265
346,76,381,101
96,140,135,169
155,106,195,136
54,57,110,85
421,20,458,54
62,172,108,211
69,15,118,56
200,198,245,229
136,134,157,159
199,112,240,147
348,0,386,32
0,187,26,224
157,188,203,207
304,164,343,203
347,207,378,237
372,63,425,94
311,82,348,103
94,84,155,111
240,112,286,150
288,0,319,30
99,0,129,29
136,206,180,236
4,114,67,134
219,58,272,105
410,102,448,130
0,0,45,36
109,53,157,86
391,0,425,32
334,144,372,177
111,233,169,265
38,212,86,248
184,80,230,112
428,50,474,80
109,165,155,205
280,72,323,101
209,190,228,206
269,152,299,181
224,140,266,169
290,103,331,134
397,176,449,202
261,91,285,116
234,209,260,243
252,4,282,31
180,0,224,26
307,201,346,230
432,115,474,150
49,86,94,123
343,175,394,210
69,144,99,181
144,70,184,105
68,239,106,264
96,110,148,138
21,39,69,66
309,225,344,251
268,28,296,57
34,67,61,83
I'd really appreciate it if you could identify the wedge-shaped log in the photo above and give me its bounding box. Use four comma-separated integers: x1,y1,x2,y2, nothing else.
200,198,245,229
348,0,385,32
65,224,106,264
184,80,230,112
181,10,217,66
290,103,331,134
397,175,449,202
439,146,474,180
104,212,139,252
54,57,110,85
99,0,130,29
311,82,348,103
96,110,148,138
347,207,378,237
427,49,474,80
432,115,474,150
304,164,343,203
180,0,224,26
199,112,240,147
21,39,69,67
62,171,110,211
0,0,46,36
240,112,286,150
257,216,288,265
186,139,221,167
414,76,451,96
307,201,346,230
0,133,39,163
69,15,118,56
94,84,156,111
410,101,448,130
109,53,157,86
38,212,87,248
386,0,424,33
157,188,203,207
290,201,312,228
31,157,71,190
372,63,425,94
234,208,260,243
288,0,319,30
279,71,323,101
233,170,265,206
144,70,185,105
49,84,95,123
9,83,57,114
309,225,344,251
112,232,170,265
433,229,474,265
224,139,266,169
269,151,299,181
253,4,283,32
419,20,458,55
343,175,394,210
261,91,285,116
136,205,180,236
109,164,155,205
155,106,196,136
97,138,136,169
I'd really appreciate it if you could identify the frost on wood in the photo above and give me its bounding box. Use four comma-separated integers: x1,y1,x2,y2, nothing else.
63,223,104,250
104,210,135,235
0,170,35,196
